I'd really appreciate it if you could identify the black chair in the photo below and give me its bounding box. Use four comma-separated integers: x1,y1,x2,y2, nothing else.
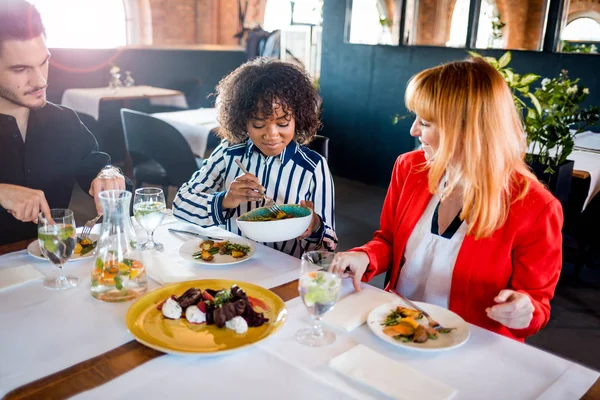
307,135,330,160
121,109,200,194
76,112,106,150
146,78,205,113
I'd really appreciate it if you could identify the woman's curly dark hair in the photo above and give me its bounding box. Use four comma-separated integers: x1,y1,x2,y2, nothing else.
215,58,321,145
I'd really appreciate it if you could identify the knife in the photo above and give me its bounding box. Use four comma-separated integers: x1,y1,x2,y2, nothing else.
168,228,224,241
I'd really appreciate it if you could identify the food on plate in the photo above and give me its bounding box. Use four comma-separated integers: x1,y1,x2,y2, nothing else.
381,306,454,343
192,240,251,262
73,237,96,256
245,210,294,221
162,297,182,319
185,305,206,324
158,284,269,333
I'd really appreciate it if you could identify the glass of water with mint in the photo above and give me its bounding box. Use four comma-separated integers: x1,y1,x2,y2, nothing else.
133,187,166,252
38,208,78,290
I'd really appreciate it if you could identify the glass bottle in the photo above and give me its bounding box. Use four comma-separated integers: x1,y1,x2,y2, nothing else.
91,190,147,302
123,71,135,87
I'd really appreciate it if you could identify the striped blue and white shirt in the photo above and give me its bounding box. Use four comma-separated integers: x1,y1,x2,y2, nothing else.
173,139,337,258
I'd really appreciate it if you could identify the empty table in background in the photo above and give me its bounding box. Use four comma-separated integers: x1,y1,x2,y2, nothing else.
152,108,220,158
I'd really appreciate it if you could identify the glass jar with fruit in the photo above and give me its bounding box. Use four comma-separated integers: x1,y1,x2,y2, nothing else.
91,190,147,302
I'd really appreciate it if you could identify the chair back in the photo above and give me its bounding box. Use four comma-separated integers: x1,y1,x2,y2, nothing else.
76,112,105,149
121,109,198,187
307,135,330,160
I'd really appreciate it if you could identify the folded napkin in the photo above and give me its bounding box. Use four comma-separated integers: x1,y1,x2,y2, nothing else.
324,285,396,332
329,344,457,400
0,264,44,291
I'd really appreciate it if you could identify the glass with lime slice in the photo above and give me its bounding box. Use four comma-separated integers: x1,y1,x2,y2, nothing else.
37,209,78,290
297,251,341,347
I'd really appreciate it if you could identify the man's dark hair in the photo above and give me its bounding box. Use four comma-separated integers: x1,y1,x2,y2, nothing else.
0,0,45,51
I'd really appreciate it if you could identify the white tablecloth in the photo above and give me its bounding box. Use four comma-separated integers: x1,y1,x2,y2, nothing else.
61,86,189,120
529,135,600,210
569,150,600,210
0,217,301,396
152,108,220,157
72,282,599,400
574,131,600,153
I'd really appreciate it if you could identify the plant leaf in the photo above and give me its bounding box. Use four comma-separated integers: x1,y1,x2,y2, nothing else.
519,73,541,86
504,69,514,83
498,51,511,68
527,93,542,116
484,57,499,68
467,50,482,58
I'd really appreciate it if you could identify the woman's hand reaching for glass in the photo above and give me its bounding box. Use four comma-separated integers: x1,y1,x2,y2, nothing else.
330,251,370,292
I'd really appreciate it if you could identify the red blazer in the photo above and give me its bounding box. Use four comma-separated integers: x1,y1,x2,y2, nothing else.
355,150,563,341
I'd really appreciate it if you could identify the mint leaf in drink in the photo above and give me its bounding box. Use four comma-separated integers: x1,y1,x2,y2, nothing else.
95,258,104,270
44,239,57,253
59,226,74,240
114,275,123,290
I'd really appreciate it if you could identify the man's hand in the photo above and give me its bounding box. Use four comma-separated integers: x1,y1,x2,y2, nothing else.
89,175,126,215
0,183,51,223
486,290,535,329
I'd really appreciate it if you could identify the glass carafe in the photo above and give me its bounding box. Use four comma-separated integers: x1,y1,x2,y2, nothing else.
91,190,147,302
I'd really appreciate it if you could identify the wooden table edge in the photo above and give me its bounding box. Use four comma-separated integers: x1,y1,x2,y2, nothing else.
1,241,598,400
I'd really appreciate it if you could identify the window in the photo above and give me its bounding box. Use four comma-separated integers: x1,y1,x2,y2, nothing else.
29,0,127,48
264,0,322,31
562,17,600,42
446,0,471,47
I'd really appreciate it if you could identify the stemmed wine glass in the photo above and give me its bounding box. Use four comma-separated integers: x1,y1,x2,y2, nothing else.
37,209,79,290
296,250,342,346
133,187,166,251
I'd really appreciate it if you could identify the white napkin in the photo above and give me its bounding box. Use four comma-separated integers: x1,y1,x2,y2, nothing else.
324,285,396,332
329,344,457,400
0,264,44,291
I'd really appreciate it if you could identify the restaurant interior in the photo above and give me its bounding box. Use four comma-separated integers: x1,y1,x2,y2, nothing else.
1,0,600,399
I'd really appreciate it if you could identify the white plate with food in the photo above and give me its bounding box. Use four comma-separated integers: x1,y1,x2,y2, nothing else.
179,238,256,266
367,301,470,352
27,234,99,262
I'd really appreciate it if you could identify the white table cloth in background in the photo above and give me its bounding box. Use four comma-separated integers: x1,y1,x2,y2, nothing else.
568,150,600,210
152,108,220,158
0,216,301,396
529,133,600,210
61,86,189,120
72,283,600,400
574,131,600,153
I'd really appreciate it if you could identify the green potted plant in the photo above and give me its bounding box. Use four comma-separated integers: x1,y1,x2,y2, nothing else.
524,70,599,206
467,51,540,113
467,51,599,208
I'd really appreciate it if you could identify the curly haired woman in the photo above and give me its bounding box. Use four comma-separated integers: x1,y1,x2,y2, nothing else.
173,58,337,257
331,58,563,341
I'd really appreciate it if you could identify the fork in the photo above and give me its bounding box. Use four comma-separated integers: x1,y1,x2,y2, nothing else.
386,288,455,333
234,159,285,217
80,214,101,240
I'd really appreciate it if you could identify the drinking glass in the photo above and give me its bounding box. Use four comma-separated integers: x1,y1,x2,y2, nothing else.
296,250,342,346
133,187,166,251
37,209,78,290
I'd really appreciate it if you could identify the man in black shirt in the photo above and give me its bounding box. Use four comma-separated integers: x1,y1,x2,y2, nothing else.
0,0,126,245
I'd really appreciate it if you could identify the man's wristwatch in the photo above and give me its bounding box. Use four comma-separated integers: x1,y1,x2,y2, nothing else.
97,165,124,179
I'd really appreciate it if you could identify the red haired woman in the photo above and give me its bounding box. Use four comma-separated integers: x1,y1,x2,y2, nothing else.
331,58,563,341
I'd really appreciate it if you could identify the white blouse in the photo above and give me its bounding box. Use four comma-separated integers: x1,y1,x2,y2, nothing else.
396,189,468,308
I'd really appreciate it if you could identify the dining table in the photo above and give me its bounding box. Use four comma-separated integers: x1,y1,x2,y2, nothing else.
1,215,599,400
151,108,220,158
61,86,189,121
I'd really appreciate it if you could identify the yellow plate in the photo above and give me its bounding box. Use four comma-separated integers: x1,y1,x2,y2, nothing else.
126,279,287,356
